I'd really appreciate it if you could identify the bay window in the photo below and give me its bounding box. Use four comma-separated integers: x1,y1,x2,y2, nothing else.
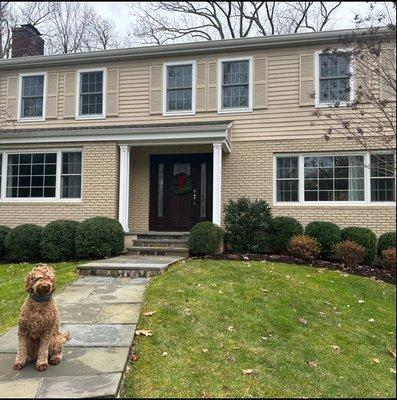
275,152,395,204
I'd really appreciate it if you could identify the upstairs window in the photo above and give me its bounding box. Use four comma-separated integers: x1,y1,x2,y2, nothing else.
20,74,45,119
220,58,251,111
78,70,104,117
165,63,194,114
371,153,396,202
317,52,352,105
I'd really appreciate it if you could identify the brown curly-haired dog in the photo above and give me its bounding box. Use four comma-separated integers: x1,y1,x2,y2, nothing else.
13,264,71,372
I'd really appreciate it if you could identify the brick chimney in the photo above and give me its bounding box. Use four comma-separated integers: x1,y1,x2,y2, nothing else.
11,24,44,58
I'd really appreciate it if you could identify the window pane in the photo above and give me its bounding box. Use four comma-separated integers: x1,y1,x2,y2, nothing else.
276,180,298,202
222,85,248,108
61,152,82,199
222,60,250,109
21,75,44,118
80,71,103,115
371,178,395,202
166,65,193,112
277,157,298,179
370,154,394,177
61,176,81,199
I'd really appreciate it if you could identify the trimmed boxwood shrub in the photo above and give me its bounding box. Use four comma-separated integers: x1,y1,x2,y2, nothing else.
0,225,11,258
288,235,320,263
75,217,124,258
271,216,303,254
377,231,396,256
333,240,365,268
4,224,43,261
341,226,377,265
188,221,224,256
224,197,273,253
305,221,341,259
41,220,80,261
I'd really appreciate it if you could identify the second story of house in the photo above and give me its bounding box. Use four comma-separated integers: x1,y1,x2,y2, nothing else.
0,25,395,143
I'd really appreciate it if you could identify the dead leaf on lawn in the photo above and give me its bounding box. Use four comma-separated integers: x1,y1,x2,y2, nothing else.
227,325,234,332
130,352,139,362
135,329,152,337
388,350,396,358
389,368,396,374
307,360,318,368
286,275,291,279
372,358,380,364
161,351,168,357
143,311,156,316
178,289,184,293
183,308,192,316
368,318,375,323
299,317,308,325
242,369,254,375
218,290,223,294
260,288,268,293
201,391,210,399
261,336,268,340
202,348,208,353
358,299,365,304
331,345,340,352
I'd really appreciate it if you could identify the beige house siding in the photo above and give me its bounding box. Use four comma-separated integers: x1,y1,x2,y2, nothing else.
0,142,119,227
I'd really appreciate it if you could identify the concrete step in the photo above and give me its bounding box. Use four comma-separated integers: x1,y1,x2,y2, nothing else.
135,232,189,241
127,246,189,257
133,238,188,248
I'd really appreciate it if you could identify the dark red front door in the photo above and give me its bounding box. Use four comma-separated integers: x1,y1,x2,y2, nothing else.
150,154,212,231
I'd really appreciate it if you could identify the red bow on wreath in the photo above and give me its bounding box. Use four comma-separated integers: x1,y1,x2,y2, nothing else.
177,174,187,190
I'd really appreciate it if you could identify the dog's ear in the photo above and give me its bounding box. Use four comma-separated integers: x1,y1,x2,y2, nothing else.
25,270,34,293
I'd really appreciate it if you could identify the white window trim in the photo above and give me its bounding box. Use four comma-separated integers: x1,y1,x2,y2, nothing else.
0,148,83,203
314,49,355,108
163,60,196,116
273,151,396,207
217,56,253,114
75,68,106,120
17,72,47,122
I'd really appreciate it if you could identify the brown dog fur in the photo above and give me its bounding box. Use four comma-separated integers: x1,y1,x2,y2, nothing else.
13,264,71,371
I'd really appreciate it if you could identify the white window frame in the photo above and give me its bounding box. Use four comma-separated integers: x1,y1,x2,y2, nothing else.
76,68,106,120
218,56,253,114
273,151,396,207
17,72,47,122
314,50,355,108
0,148,83,203
163,60,196,116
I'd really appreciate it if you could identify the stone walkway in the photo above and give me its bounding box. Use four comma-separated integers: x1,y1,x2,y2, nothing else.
0,275,148,398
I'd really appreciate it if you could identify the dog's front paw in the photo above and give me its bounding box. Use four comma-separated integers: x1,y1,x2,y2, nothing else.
13,362,25,370
49,355,62,365
36,362,49,372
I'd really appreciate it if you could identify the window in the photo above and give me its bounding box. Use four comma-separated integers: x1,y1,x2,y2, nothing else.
165,63,194,113
371,153,396,202
276,157,299,202
275,152,395,205
78,70,104,117
316,52,353,106
0,150,82,201
19,74,45,119
220,59,251,111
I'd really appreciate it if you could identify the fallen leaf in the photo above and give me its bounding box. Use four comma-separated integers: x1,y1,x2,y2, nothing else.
211,283,217,287
178,289,184,293
227,325,234,332
389,368,396,374
299,317,308,325
368,318,375,323
218,290,223,294
372,358,380,364
183,308,192,316
202,348,208,353
242,369,254,375
260,288,268,293
358,299,365,304
388,350,396,358
201,391,210,399
260,336,268,340
307,360,318,368
143,311,156,316
243,256,249,261
135,329,152,337
130,352,139,362
161,351,168,357
331,345,340,352
286,275,291,279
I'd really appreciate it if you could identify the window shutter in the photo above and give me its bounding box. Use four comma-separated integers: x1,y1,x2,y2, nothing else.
63,71,76,118
46,73,59,119
253,57,267,109
196,62,207,112
106,68,119,116
207,61,217,111
6,76,18,120
149,65,162,115
380,47,396,101
299,53,314,106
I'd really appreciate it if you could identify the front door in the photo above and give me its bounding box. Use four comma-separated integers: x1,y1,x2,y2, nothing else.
150,154,212,231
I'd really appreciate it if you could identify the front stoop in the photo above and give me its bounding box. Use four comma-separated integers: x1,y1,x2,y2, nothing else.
0,276,148,399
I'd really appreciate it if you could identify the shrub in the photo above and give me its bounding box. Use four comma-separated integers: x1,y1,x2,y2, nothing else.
271,216,303,254
377,231,396,256
381,248,396,271
4,224,43,261
75,217,124,258
0,225,11,259
341,227,377,265
40,220,80,261
224,197,272,253
188,221,224,256
333,241,365,268
288,235,320,263
305,221,341,259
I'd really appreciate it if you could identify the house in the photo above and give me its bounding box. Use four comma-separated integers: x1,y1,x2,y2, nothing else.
0,25,395,239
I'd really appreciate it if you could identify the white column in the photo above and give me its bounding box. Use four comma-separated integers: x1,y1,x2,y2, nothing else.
212,143,222,226
118,145,130,233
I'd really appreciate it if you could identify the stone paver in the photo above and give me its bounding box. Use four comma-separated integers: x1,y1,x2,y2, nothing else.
97,303,141,324
0,378,42,398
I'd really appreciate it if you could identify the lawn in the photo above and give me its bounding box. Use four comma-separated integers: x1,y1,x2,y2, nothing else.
0,262,78,335
125,259,396,398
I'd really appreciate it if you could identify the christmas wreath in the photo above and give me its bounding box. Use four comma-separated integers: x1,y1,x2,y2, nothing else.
172,173,192,195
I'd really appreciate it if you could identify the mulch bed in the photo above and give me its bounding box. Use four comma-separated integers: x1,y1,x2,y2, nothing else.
203,253,396,284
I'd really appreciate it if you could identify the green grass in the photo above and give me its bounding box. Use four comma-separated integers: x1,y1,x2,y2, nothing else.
0,262,78,335
125,259,396,398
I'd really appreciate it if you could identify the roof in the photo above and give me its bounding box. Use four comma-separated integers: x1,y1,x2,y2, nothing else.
0,27,393,70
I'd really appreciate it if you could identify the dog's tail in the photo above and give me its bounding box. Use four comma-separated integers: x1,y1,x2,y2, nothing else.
62,330,71,342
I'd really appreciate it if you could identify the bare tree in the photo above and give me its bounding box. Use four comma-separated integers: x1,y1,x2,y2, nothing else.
129,1,342,44
85,13,121,50
311,3,396,174
0,1,18,58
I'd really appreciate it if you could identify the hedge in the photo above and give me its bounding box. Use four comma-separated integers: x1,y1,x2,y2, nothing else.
4,224,43,261
0,225,11,259
341,227,377,265
271,216,303,254
188,221,224,256
377,231,396,256
305,221,341,258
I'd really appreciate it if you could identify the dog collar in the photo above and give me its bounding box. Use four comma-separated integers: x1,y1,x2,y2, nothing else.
30,294,52,303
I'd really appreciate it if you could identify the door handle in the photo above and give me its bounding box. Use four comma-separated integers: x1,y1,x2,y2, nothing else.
193,189,197,206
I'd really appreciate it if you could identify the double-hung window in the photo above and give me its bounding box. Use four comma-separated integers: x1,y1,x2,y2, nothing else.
275,152,395,204
77,69,105,118
19,73,46,120
0,150,82,201
219,58,252,112
316,51,353,106
164,62,195,115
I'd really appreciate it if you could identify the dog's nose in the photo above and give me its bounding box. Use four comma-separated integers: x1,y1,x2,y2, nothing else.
43,284,50,289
